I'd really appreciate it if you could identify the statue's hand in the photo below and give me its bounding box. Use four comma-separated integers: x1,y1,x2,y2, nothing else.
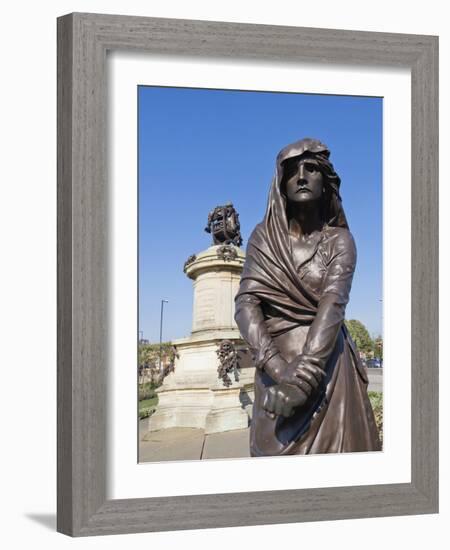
265,354,324,396
263,384,308,418
288,356,327,397
264,354,305,390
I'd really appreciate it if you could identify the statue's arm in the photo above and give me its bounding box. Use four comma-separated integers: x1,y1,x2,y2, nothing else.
301,229,357,370
234,293,280,370
235,291,309,415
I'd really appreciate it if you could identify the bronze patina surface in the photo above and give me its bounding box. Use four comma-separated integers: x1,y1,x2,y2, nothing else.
235,138,381,456
205,202,243,247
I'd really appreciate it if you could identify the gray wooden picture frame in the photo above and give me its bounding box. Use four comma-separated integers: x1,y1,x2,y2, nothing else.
57,12,438,537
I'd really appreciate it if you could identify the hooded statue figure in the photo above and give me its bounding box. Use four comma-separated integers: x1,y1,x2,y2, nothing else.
235,138,381,456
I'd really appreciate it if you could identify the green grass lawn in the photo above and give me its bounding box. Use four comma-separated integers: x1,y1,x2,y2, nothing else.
139,396,158,420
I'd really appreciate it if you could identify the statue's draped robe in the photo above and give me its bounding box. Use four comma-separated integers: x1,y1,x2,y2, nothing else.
235,140,381,456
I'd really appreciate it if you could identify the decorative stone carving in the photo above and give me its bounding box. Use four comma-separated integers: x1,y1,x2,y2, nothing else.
216,340,240,387
183,254,197,273
216,244,238,262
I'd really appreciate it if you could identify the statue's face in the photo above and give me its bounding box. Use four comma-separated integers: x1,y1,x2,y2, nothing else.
211,208,225,233
283,156,324,205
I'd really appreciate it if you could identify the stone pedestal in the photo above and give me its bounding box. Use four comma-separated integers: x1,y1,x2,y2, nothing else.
148,245,255,434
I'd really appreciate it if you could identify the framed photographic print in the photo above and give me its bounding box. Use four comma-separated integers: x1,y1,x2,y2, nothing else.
136,86,383,464
57,12,438,536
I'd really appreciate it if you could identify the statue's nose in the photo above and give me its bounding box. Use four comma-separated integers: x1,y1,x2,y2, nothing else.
298,163,306,181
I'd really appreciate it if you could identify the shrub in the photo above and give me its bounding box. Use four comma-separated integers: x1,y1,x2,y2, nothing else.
139,396,158,419
139,407,156,420
368,391,383,445
139,382,157,401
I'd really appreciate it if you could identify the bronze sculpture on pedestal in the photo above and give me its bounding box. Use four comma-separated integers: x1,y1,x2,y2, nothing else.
205,202,243,247
235,138,381,456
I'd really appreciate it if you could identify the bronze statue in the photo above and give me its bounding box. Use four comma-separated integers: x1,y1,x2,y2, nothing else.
235,138,381,456
205,202,243,247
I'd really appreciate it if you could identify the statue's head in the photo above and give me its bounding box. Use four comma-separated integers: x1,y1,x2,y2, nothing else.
205,203,243,247
281,154,325,206
220,340,233,354
275,138,347,228
279,138,340,200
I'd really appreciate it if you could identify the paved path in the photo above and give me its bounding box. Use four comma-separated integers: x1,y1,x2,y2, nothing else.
139,421,250,463
367,368,383,392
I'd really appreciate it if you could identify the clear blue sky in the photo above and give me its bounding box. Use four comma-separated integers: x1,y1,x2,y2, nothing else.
139,86,382,342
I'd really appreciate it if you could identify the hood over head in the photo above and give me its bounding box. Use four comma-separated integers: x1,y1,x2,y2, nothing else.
269,137,348,231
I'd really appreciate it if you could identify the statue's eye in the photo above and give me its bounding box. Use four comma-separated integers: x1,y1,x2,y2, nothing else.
284,162,298,178
305,163,318,173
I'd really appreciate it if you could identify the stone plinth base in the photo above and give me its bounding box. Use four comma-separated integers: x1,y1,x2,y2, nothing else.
147,244,255,435
205,387,249,434
148,331,255,434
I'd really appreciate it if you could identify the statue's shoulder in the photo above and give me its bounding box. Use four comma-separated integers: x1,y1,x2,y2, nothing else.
248,221,266,242
323,226,356,255
244,222,268,256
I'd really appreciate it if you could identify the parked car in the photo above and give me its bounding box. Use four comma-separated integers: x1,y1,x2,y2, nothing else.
366,358,382,368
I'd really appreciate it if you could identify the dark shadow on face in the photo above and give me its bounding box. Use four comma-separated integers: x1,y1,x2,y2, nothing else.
282,156,324,206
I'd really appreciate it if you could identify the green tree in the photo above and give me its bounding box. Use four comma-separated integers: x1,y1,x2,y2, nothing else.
344,319,374,354
374,336,383,361
138,342,176,369
138,341,179,386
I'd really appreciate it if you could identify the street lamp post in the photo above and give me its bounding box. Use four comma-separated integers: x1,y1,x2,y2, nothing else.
159,299,168,375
